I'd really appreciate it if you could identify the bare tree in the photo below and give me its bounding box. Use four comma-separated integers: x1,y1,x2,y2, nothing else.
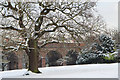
0,1,105,73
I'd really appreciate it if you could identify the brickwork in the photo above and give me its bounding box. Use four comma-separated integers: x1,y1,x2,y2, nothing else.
39,43,84,67
1,43,85,70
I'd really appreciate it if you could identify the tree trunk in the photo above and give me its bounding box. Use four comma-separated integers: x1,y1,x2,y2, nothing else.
28,38,41,73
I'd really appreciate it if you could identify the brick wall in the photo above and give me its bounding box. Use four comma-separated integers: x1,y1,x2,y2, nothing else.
39,43,84,67
8,43,85,68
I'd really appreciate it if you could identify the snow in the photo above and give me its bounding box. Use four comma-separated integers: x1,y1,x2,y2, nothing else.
0,63,118,78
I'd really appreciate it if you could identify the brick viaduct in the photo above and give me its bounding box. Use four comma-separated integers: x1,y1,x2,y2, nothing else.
10,43,85,69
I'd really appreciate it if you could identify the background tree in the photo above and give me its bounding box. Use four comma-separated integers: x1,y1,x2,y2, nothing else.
106,29,119,49
99,34,115,53
0,1,105,73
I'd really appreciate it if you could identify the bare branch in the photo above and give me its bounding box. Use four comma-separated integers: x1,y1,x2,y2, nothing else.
8,2,18,11
0,26,22,32
38,22,73,38
2,14,19,20
0,2,18,11
23,8,34,22
38,2,53,8
19,10,25,28
35,8,56,32
38,41,59,48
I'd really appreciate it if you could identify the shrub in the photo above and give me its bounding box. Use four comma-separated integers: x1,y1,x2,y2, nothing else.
76,34,117,64
103,52,118,63
76,51,118,64
99,34,115,53
76,53,105,64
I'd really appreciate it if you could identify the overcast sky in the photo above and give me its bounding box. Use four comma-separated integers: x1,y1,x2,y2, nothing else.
96,0,119,30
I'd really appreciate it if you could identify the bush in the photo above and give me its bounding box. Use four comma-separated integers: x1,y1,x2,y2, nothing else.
76,51,118,64
103,52,118,63
76,53,105,64
76,34,117,64
99,34,115,53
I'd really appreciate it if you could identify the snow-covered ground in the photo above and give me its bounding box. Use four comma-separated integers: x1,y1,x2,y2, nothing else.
0,63,118,78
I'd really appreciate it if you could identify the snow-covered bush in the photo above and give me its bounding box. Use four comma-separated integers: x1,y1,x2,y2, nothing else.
76,53,105,64
103,52,118,63
99,34,115,53
76,52,118,64
76,34,117,64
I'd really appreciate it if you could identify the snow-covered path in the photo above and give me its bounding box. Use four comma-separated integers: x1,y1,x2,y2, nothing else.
0,63,118,78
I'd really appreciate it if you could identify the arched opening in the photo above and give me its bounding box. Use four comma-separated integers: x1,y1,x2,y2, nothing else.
7,51,18,70
66,50,78,65
46,50,63,67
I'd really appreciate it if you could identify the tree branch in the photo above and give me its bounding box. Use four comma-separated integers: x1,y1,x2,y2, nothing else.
38,23,73,39
0,2,18,11
35,8,56,33
23,8,34,22
0,26,22,32
19,10,25,28
38,41,59,48
7,2,18,11
2,14,19,20
37,15,73,38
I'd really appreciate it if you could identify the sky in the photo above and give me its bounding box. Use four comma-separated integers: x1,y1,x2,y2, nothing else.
96,0,119,30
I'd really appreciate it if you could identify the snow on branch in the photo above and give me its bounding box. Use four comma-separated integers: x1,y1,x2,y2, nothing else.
3,46,20,51
0,2,18,11
1,10,19,20
38,41,59,48
0,26,22,32
38,20,73,38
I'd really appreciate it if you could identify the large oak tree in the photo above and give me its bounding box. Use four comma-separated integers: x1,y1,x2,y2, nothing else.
0,0,105,73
